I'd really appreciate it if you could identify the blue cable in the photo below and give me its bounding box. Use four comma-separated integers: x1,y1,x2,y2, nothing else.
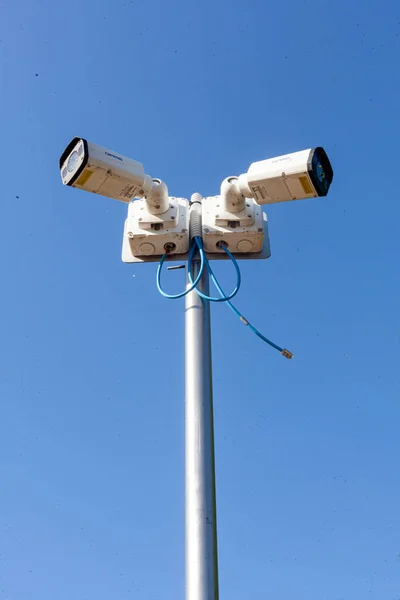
204,254,285,354
187,237,241,303
155,235,293,358
157,239,204,299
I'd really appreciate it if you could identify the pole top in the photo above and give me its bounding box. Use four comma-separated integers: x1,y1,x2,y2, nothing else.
190,192,203,205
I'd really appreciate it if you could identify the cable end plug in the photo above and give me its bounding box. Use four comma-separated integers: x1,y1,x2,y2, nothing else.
281,348,294,360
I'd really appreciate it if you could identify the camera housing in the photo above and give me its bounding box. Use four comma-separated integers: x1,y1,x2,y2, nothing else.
238,147,333,205
59,137,152,202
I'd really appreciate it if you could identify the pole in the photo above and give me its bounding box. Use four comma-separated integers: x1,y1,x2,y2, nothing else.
185,195,219,600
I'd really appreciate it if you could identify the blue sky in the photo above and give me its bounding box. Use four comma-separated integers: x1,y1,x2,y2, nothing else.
1,0,400,598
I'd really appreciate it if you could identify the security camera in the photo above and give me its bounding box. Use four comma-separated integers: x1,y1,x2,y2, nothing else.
59,137,190,260
237,147,334,205
59,137,153,202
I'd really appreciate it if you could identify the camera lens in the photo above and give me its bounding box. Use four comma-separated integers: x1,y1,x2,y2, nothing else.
67,151,80,173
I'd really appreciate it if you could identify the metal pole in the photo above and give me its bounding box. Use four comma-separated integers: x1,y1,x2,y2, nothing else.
185,194,219,600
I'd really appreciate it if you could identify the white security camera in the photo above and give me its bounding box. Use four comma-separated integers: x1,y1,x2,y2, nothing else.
59,137,153,203
60,137,190,260
237,147,334,204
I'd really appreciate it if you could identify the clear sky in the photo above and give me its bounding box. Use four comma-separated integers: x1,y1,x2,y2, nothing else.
1,0,400,598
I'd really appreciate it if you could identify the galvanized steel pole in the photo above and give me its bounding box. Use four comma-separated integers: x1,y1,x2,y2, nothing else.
185,194,219,600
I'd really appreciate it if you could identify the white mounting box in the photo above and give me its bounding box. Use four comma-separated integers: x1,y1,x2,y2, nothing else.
201,195,265,254
122,199,271,264
122,227,271,263
122,197,189,262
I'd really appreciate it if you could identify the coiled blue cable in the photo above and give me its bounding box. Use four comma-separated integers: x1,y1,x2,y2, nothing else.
156,236,292,357
157,238,205,299
187,237,241,303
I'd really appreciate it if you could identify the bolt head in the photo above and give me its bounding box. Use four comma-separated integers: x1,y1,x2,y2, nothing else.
127,232,134,238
